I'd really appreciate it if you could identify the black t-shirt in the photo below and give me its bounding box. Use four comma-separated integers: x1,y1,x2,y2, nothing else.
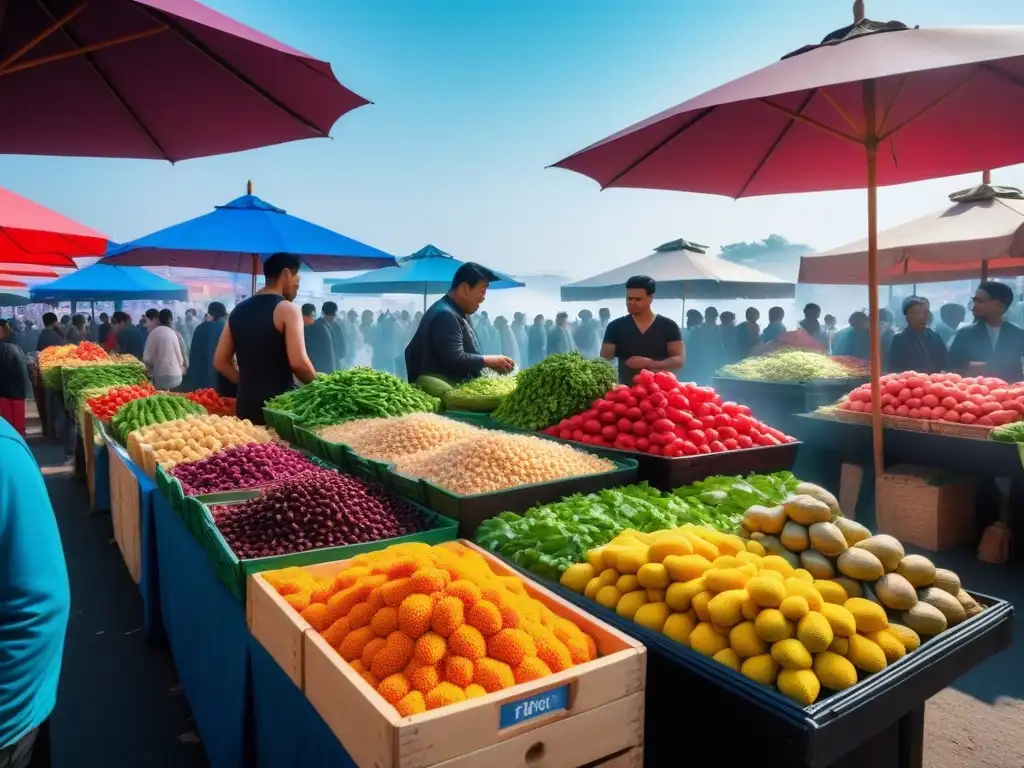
602,314,683,385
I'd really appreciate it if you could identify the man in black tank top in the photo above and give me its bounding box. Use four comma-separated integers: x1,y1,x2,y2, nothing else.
214,253,317,424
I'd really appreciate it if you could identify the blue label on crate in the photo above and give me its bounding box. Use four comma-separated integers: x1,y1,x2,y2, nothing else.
499,685,570,729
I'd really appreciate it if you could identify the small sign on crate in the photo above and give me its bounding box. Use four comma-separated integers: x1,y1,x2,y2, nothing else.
499,684,570,729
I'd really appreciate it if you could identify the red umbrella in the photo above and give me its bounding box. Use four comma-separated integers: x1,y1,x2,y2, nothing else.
553,2,1024,477
0,264,61,278
0,186,107,267
0,279,28,289
0,0,369,161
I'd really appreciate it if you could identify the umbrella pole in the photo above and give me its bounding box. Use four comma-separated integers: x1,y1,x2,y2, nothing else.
423,289,427,313
981,259,989,283
251,254,258,296
864,80,885,494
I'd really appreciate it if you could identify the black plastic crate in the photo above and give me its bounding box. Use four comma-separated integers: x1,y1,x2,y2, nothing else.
493,554,1013,768
714,376,867,434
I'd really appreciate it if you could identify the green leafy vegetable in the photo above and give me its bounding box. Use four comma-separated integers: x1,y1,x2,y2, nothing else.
989,421,1024,443
673,471,800,531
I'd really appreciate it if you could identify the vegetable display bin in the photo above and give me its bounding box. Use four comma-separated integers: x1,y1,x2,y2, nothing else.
499,556,1012,768
247,540,646,768
386,458,639,538
291,423,331,461
262,408,297,443
186,494,458,605
712,376,868,434
439,409,497,426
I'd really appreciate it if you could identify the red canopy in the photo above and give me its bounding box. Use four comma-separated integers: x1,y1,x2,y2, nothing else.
0,278,28,289
0,186,107,267
0,264,61,278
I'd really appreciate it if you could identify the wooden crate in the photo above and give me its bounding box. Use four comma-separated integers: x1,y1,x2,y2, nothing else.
83,415,96,507
876,464,977,551
248,541,646,768
582,747,643,768
108,442,142,584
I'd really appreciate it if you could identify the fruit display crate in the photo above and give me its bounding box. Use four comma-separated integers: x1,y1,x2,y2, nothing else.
108,436,143,584
291,423,392,484
262,407,297,443
247,540,646,768
182,488,459,605
713,376,869,433
494,555,1012,768
384,457,639,538
446,413,798,492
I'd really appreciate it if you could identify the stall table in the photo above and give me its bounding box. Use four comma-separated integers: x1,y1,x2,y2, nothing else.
713,376,868,435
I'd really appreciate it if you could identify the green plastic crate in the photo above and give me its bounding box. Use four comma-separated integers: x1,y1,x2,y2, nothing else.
262,408,297,443
154,465,186,514
292,423,331,460
440,410,500,427
187,495,459,604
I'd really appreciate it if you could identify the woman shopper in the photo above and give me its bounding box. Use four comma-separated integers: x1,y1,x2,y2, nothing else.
144,309,186,390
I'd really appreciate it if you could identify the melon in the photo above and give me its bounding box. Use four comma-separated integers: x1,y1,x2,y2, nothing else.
854,535,904,573
783,495,832,526
814,651,857,691
932,569,962,596
874,573,918,611
886,623,921,652
918,587,966,626
955,589,984,619
794,482,842,517
902,602,947,636
833,517,872,546
837,548,885,581
808,521,848,557
847,633,887,674
896,555,936,588
800,550,835,580
780,521,809,552
833,577,864,599
742,504,786,535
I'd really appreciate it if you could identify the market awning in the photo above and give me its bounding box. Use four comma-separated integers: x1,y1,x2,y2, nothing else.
30,263,188,302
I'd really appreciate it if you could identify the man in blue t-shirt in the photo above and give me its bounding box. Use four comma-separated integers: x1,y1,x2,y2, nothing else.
0,419,70,765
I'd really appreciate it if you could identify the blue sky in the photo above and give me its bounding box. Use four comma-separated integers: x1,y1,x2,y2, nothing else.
7,0,1024,280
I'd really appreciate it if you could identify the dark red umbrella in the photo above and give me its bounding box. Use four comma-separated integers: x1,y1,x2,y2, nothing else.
0,185,107,267
553,2,1024,477
0,0,369,161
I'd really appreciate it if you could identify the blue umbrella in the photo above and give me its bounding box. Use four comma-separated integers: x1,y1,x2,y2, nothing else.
329,244,523,310
30,263,188,303
100,183,397,293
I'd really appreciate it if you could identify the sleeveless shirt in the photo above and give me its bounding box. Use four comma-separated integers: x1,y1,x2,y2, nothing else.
228,294,294,424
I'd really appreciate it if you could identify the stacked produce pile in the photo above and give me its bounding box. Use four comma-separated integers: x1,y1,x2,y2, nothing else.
170,443,318,495
394,432,614,495
420,371,518,413
542,369,794,456
184,388,237,416
264,541,599,714
718,350,867,382
836,372,1023,427
39,342,111,388
87,384,157,423
492,352,617,430
268,367,440,427
111,394,206,442
475,472,799,579
212,470,429,559
62,360,150,412
318,413,481,461
126,414,275,469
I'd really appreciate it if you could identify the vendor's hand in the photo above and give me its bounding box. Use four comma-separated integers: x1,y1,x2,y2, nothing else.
484,355,515,373
625,356,654,370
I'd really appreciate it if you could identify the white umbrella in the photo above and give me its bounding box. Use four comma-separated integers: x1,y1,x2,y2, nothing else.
800,179,1024,285
561,239,795,303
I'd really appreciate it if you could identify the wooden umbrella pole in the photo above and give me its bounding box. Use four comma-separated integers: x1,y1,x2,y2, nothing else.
251,253,258,295
864,77,885,490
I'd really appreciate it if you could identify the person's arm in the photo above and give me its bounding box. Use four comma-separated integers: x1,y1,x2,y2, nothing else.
650,340,685,371
143,333,154,371
277,302,316,384
431,311,487,376
213,320,239,384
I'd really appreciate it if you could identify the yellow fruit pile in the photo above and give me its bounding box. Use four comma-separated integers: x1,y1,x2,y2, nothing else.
560,525,920,706
393,432,614,495
265,541,598,715
127,414,276,469
317,414,481,461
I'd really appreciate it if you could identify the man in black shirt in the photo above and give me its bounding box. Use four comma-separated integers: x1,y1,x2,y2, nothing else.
600,275,685,385
319,301,346,370
302,303,336,374
35,313,65,353
405,262,515,382
111,311,145,359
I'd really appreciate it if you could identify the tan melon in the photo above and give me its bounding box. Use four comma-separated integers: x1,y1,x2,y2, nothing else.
759,538,801,569
932,569,961,596
956,589,984,619
780,521,809,552
874,573,918,611
896,555,936,588
808,521,848,557
854,535,905,573
783,495,832,526
918,587,966,626
837,548,884,581
902,602,947,636
742,504,786,535
833,517,872,546
887,623,921,652
794,482,841,517
833,577,863,599
800,550,835,580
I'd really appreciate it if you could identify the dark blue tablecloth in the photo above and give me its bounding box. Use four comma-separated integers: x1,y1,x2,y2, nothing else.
249,638,354,768
151,492,253,768
92,438,110,511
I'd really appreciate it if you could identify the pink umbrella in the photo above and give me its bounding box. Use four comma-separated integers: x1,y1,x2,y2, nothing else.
553,2,1024,476
0,185,107,267
0,263,61,279
0,0,368,161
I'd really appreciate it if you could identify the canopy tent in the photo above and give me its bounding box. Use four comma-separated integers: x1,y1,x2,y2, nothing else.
0,291,29,307
30,264,188,303
101,184,397,293
329,244,524,310
1,185,106,267
560,239,795,302
801,180,1024,285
